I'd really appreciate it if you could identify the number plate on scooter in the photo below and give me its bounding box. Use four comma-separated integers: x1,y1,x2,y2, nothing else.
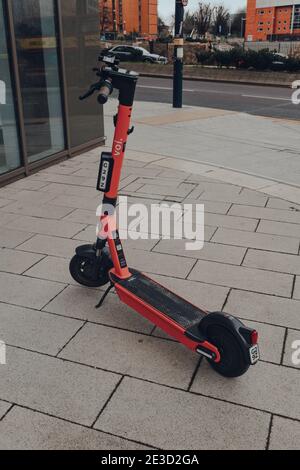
97,153,114,193
249,345,260,365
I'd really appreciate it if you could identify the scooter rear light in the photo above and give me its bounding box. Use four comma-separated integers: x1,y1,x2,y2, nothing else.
251,330,258,345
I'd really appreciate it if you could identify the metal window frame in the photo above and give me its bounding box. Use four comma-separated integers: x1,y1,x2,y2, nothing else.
0,0,105,188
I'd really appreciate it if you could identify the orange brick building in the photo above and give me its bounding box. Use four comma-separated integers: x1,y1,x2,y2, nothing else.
99,0,158,38
246,0,300,41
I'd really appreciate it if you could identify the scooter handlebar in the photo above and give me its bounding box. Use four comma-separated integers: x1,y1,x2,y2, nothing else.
97,80,113,105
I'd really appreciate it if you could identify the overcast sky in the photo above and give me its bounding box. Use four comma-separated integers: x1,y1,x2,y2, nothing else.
159,0,247,20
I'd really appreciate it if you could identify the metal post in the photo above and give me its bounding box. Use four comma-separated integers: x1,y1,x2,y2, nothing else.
241,17,246,38
173,0,187,109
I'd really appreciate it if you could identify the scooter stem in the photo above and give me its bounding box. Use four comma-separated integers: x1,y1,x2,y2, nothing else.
106,104,133,201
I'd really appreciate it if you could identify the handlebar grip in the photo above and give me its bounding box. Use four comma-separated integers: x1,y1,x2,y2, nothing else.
97,81,113,105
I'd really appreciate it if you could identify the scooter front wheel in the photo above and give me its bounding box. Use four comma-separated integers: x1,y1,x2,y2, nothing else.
206,325,250,378
69,254,110,288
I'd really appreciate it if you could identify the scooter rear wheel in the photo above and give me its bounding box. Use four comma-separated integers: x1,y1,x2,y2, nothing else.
206,325,250,378
69,254,110,288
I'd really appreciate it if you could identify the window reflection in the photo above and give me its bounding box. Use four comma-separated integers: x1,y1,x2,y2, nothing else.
0,0,21,174
61,0,104,148
12,0,65,163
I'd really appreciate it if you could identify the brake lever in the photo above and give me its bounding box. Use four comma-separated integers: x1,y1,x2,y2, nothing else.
79,82,99,101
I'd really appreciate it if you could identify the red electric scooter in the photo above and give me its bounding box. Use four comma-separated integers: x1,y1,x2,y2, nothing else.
70,55,260,378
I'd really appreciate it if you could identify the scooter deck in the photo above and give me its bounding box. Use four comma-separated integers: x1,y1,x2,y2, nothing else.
111,269,207,329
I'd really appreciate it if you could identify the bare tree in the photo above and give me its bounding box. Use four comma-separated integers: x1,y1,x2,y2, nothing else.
183,11,196,36
212,5,230,36
231,8,246,37
158,16,171,40
194,2,214,38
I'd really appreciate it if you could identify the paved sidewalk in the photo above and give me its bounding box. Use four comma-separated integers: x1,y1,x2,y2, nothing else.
0,123,300,450
105,99,300,193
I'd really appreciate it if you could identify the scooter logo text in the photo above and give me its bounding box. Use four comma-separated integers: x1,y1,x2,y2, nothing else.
0,341,6,365
0,80,6,105
97,197,205,251
114,139,123,157
291,340,300,366
291,80,300,105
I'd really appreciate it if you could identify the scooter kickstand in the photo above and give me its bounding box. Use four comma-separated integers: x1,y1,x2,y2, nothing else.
95,283,114,309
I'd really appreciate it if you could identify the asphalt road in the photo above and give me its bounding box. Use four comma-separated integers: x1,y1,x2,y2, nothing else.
135,76,299,121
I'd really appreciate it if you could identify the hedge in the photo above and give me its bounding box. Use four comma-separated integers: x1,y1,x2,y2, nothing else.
196,47,300,72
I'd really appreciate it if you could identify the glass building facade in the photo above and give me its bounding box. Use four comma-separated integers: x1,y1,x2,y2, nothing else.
0,0,104,185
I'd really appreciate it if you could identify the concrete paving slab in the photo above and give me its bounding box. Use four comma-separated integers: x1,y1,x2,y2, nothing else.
1,201,74,220
189,260,293,297
60,323,198,389
137,183,195,198
269,416,300,450
126,249,196,279
188,183,241,200
0,302,83,355
267,198,300,211
0,213,17,227
6,216,86,239
293,277,300,300
257,219,300,238
44,286,154,334
5,190,57,205
24,256,76,285
191,361,300,420
204,213,258,231
39,182,99,199
263,184,300,206
200,190,268,207
226,290,300,330
30,173,96,188
229,204,300,225
136,177,186,188
0,272,65,310
0,407,150,450
184,199,231,214
17,235,81,258
50,194,99,211
9,179,53,190
95,377,270,450
0,401,11,420
0,197,21,209
63,209,98,225
212,227,299,254
0,346,120,426
0,228,33,249
0,249,44,275
153,239,246,265
135,108,234,126
244,249,300,275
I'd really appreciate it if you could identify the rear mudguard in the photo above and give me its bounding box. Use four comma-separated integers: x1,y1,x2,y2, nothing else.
199,312,253,365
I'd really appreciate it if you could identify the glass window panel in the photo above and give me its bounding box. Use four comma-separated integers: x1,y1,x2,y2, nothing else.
61,0,104,148
12,0,65,163
0,0,21,175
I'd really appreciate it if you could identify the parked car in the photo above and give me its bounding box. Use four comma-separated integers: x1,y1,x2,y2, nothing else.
102,45,168,64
